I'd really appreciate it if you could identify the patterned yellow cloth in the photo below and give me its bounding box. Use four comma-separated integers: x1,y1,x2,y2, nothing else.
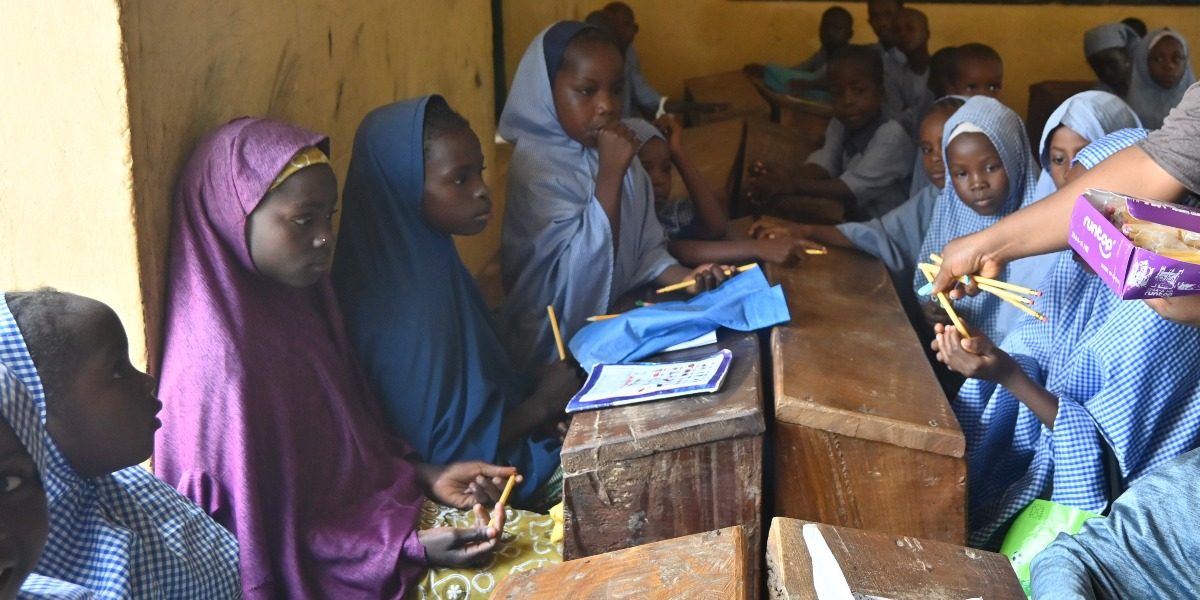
409,500,561,599
269,146,329,191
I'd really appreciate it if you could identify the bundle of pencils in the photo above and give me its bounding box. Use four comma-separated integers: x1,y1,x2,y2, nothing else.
916,263,972,338
919,253,1046,325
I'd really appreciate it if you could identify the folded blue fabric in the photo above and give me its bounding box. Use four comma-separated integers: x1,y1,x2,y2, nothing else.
567,267,791,370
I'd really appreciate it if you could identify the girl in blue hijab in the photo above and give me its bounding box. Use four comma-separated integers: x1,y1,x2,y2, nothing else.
332,96,574,510
498,22,726,374
1126,28,1195,129
935,131,1200,549
915,96,1040,342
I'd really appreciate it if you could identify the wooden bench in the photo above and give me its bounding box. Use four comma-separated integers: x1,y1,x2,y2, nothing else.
492,526,755,599
561,330,765,561
738,119,840,223
767,248,967,544
766,518,1024,599
684,70,771,126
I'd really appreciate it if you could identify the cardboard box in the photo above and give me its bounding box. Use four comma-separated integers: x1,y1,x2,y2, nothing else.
1069,189,1200,299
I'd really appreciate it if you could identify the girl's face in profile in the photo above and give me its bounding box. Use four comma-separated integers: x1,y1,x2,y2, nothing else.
247,165,339,288
422,128,492,237
0,413,47,600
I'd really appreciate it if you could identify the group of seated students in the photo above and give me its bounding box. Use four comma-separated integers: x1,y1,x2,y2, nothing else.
0,0,1196,598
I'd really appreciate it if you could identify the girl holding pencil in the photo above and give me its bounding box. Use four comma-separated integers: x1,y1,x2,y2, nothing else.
931,133,1200,550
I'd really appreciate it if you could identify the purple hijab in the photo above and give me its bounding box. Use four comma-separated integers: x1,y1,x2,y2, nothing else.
155,117,427,599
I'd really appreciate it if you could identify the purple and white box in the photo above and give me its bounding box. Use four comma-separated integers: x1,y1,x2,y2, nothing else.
1069,189,1200,299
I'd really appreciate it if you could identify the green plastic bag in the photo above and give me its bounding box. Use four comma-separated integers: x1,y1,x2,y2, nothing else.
1000,499,1102,597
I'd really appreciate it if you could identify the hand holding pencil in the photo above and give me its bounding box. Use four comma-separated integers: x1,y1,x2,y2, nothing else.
656,263,751,294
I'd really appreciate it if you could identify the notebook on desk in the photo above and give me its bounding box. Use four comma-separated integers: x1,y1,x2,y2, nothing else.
565,348,732,413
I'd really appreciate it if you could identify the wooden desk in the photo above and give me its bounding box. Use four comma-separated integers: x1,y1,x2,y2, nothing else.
738,120,840,223
746,75,832,145
492,526,754,599
768,249,966,544
561,330,764,561
674,118,747,216
766,518,1024,599
684,70,771,126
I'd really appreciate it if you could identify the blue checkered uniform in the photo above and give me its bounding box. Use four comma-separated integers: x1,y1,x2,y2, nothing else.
1072,128,1150,170
0,299,241,599
915,96,1042,342
956,254,1200,549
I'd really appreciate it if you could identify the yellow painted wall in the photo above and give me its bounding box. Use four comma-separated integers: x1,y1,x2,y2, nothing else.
120,0,500,369
0,0,147,366
503,1,1199,118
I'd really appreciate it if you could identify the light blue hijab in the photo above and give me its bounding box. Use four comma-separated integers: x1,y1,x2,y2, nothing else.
1127,29,1195,129
498,22,677,373
331,96,560,504
914,96,1039,341
1032,91,1142,200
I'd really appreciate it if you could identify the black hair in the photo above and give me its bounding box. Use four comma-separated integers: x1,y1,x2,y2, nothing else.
951,43,1002,83
5,290,77,407
584,9,616,31
422,96,472,159
1121,17,1147,38
603,2,634,21
823,6,852,23
828,44,884,87
928,46,957,97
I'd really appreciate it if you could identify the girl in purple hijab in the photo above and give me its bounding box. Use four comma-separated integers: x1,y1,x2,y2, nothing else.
155,117,553,599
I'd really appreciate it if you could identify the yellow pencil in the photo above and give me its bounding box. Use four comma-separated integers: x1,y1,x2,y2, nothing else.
928,253,1043,297
546,305,567,361
655,263,758,294
920,264,971,338
977,282,1035,306
489,473,519,529
804,248,828,255
586,313,621,322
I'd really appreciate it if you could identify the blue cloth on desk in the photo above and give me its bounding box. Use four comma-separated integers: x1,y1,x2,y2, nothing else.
567,268,790,370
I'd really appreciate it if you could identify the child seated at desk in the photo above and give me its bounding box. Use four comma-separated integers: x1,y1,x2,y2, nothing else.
743,6,853,97
1126,28,1194,129
747,96,965,286
915,95,1040,342
1084,23,1139,99
498,21,728,374
156,116,559,599
745,44,913,221
627,116,807,267
947,43,1003,100
332,96,578,512
1,291,241,598
884,8,934,138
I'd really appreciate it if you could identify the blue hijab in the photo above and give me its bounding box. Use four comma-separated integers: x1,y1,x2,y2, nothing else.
914,96,1039,341
958,256,1200,549
0,299,240,598
332,97,559,504
1127,29,1195,129
498,22,677,373
1032,91,1142,200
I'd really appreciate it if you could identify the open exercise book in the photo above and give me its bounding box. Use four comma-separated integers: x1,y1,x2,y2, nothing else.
565,347,732,413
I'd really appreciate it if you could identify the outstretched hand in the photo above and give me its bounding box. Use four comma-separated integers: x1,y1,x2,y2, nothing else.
931,235,1005,300
931,323,1015,382
417,502,506,567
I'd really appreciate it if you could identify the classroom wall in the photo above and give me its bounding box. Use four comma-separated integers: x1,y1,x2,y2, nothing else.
503,0,1199,119
119,0,499,369
0,1,147,365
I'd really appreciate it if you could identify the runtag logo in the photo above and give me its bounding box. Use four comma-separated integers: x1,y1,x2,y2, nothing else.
1084,215,1115,259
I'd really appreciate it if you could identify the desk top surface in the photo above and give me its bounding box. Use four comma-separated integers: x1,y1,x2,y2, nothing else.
767,518,1024,599
562,329,764,470
768,247,963,457
684,70,770,124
